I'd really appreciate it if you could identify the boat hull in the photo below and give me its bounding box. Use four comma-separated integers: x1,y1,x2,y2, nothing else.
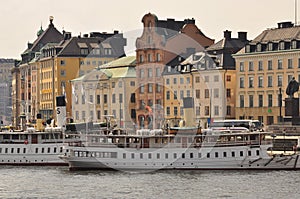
60,145,300,171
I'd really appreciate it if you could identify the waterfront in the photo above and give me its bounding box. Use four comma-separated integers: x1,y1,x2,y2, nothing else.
0,166,299,199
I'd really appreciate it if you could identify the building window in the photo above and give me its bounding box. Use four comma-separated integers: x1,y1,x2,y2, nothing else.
205,89,210,98
226,89,231,98
292,40,298,49
279,41,285,50
288,59,293,69
214,106,219,116
204,76,209,82
268,60,272,70
60,70,66,76
166,79,170,85
196,90,200,99
112,94,116,103
268,76,273,87
174,91,178,100
186,90,190,97
148,68,153,77
278,75,283,86
180,90,184,99
240,77,244,88
119,94,123,103
249,77,254,88
268,43,273,51
173,78,177,84
186,77,190,84
226,75,231,82
139,54,144,63
180,78,184,84
148,54,152,62
214,88,219,98
214,75,219,82
226,106,231,115
156,68,161,77
249,61,254,71
166,91,170,100
148,84,153,93
140,85,144,93
205,106,209,116
240,95,244,108
258,61,263,71
240,62,244,72
166,107,170,116
268,94,273,107
174,107,178,116
156,53,161,62
258,76,263,88
195,76,200,83
140,69,144,78
278,59,283,69
103,94,108,104
258,95,263,107
249,95,254,107
60,60,65,66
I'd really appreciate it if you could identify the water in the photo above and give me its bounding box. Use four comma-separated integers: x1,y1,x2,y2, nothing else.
0,166,299,199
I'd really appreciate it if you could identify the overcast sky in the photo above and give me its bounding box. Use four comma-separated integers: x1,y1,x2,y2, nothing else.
0,0,297,59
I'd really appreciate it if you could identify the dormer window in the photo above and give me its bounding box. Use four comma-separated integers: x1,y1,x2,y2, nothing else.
245,45,251,53
267,43,273,51
292,40,298,49
279,41,285,50
257,44,262,52
167,66,171,72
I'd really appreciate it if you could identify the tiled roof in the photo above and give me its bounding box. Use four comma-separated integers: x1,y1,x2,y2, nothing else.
100,56,136,68
252,25,300,43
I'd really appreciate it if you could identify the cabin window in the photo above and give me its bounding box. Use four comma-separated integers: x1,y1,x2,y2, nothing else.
215,152,219,158
231,151,235,157
207,153,210,158
248,151,252,156
165,153,169,159
35,148,38,153
140,153,143,159
148,153,152,159
42,148,45,153
11,148,14,153
190,153,194,158
54,147,57,153
131,153,135,159
181,153,185,159
240,151,244,157
223,152,227,157
157,153,160,159
175,137,181,143
60,147,63,153
198,153,201,158
256,150,260,156
17,148,20,154
173,153,177,159
123,153,126,159
23,148,26,153
48,148,51,153
0,148,2,153
12,134,19,140
5,148,8,153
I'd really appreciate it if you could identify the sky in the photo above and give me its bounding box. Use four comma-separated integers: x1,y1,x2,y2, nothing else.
0,0,298,59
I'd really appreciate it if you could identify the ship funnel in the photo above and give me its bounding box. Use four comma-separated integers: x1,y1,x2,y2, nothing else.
183,97,195,127
56,95,66,128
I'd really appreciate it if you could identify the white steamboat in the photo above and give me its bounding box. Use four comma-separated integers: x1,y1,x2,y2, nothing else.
60,126,300,171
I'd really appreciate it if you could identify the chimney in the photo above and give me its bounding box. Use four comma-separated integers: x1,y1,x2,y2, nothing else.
27,42,33,49
278,21,294,29
83,34,89,38
238,32,247,42
224,30,231,40
64,32,72,40
184,18,195,24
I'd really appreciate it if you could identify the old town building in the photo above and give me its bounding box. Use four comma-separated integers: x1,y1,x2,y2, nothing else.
135,13,214,129
234,22,300,125
71,56,136,129
0,59,15,125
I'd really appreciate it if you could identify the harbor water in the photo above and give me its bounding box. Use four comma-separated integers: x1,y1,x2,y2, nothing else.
0,166,299,199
